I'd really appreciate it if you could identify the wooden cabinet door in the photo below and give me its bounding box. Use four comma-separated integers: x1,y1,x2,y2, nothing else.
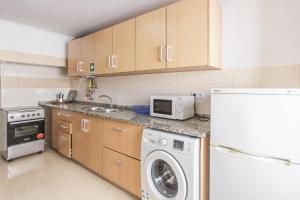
84,116,103,175
103,120,143,160
80,34,94,75
166,0,208,68
103,148,141,197
51,109,59,149
71,113,86,165
58,131,71,158
67,39,80,76
112,19,136,73
94,27,113,74
136,8,166,71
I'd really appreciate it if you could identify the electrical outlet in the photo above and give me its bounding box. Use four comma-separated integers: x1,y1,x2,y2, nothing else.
191,92,205,99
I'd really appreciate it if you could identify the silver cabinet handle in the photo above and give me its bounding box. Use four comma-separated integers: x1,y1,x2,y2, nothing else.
59,136,68,141
107,56,112,69
166,45,173,62
81,119,89,133
111,55,117,68
57,113,72,118
113,127,128,133
114,159,127,166
159,45,164,62
60,125,69,129
76,61,84,72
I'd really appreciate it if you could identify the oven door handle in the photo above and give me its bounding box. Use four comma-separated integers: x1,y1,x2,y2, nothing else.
9,119,44,125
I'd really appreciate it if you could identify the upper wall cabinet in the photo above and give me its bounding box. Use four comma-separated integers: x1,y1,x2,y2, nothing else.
136,8,166,71
94,19,136,74
68,34,94,76
94,27,113,74
167,0,222,69
67,0,222,76
112,19,136,73
67,39,80,76
166,0,209,68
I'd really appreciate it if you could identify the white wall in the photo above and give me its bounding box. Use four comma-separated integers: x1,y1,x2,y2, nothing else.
0,19,72,57
0,20,72,108
222,0,300,68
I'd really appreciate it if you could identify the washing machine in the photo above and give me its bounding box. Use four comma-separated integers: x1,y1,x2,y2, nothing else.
141,128,200,200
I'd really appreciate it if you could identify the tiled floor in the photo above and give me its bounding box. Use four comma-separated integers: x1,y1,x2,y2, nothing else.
0,149,138,200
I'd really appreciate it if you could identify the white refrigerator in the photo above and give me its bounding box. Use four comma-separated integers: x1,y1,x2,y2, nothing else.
210,88,300,200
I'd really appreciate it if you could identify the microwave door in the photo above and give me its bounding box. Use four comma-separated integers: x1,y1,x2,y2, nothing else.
153,99,173,116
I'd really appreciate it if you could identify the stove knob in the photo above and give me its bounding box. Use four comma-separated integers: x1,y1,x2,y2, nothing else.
32,114,36,117
21,114,25,118
37,113,40,116
10,116,14,119
27,114,31,117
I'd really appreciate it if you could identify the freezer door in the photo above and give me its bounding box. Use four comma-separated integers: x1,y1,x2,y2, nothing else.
210,146,300,200
211,92,300,163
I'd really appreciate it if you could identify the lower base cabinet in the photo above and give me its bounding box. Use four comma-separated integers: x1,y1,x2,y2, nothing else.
58,131,71,158
103,147,141,197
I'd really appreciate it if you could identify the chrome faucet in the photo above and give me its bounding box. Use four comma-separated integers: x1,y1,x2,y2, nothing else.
98,95,113,108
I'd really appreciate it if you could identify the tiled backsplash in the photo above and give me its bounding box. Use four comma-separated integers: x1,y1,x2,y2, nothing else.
72,64,300,115
0,62,70,107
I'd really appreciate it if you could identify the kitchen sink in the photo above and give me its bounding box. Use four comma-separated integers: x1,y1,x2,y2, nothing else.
82,106,120,113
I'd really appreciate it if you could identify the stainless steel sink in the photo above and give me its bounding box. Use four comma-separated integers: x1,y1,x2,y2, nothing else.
82,106,120,113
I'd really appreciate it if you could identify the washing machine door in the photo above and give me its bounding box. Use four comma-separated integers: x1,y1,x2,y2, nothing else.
142,150,187,200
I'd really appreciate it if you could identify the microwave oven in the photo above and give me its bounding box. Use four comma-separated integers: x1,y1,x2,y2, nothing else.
150,96,194,120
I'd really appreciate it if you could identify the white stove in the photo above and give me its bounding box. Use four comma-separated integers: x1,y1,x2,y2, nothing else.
0,106,45,161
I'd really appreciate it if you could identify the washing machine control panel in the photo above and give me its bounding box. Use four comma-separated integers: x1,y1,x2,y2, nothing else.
173,139,184,151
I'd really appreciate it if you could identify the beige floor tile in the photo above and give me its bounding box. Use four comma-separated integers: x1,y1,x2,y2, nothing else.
0,149,138,200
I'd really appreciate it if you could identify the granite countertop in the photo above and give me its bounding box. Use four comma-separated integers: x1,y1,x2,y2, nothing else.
39,101,210,138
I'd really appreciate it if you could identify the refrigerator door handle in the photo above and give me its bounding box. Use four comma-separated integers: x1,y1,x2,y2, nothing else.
210,144,298,166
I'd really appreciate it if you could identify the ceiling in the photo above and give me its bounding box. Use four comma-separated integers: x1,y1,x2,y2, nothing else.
0,0,177,37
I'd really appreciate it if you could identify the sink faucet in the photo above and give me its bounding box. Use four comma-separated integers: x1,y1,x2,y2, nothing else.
98,95,113,108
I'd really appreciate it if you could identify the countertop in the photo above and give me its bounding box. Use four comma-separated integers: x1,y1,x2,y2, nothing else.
39,101,210,138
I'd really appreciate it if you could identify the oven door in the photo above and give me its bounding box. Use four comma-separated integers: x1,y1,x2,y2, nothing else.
7,119,45,146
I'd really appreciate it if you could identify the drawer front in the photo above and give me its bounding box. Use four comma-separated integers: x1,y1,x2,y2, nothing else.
103,120,143,160
58,131,71,158
58,120,72,134
56,110,74,121
103,148,141,197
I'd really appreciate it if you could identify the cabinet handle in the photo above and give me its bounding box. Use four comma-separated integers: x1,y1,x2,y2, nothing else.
113,127,128,133
159,45,164,62
59,136,68,141
81,119,89,133
166,45,173,62
57,113,72,118
114,159,127,166
107,56,112,69
76,61,84,72
60,125,69,129
111,55,117,68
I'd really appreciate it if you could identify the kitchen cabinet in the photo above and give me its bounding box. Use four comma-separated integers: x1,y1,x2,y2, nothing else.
103,147,141,197
136,7,166,71
112,19,136,73
58,131,71,158
166,0,222,69
102,119,143,160
72,113,102,174
67,0,221,76
52,109,74,150
94,27,113,74
79,34,95,75
68,35,94,76
67,39,80,76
